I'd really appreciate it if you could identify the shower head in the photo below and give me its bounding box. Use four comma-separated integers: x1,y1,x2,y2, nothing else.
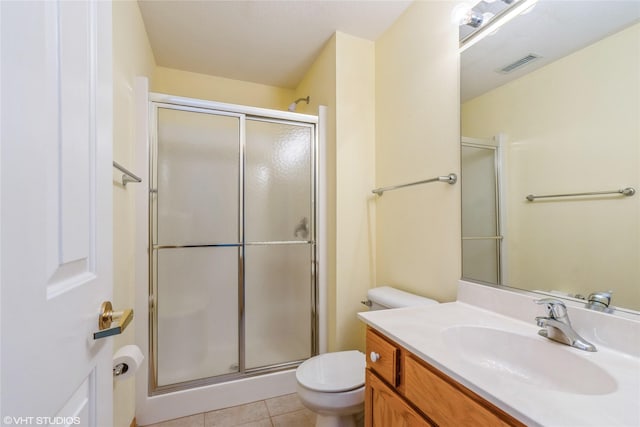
288,96,310,112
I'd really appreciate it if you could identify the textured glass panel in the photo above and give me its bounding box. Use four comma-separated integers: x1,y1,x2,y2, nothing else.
461,145,500,285
156,247,238,386
157,108,239,245
245,120,312,242
245,245,312,369
462,239,499,284
461,146,497,238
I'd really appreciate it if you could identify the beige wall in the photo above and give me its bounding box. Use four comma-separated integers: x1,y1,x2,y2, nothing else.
293,35,339,351
295,2,463,351
375,1,461,303
334,33,376,351
461,23,640,309
152,66,294,110
293,32,376,352
112,1,156,426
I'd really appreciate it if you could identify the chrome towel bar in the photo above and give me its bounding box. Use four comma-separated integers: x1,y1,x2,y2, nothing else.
113,161,142,186
372,173,457,196
526,187,635,201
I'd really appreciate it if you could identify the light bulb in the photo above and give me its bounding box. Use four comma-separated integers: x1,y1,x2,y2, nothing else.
451,3,473,25
467,10,484,28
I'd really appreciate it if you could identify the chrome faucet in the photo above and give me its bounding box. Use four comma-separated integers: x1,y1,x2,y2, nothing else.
534,298,597,352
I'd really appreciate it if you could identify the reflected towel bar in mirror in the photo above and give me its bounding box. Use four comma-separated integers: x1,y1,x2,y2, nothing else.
526,187,635,201
462,236,504,240
113,161,142,186
372,173,457,196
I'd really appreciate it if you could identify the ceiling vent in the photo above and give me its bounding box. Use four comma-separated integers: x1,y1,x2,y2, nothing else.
497,54,541,74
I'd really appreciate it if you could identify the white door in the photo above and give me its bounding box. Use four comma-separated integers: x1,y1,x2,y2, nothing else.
1,1,113,426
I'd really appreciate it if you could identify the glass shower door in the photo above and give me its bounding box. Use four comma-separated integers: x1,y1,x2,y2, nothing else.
153,107,241,386
244,119,314,370
151,102,317,392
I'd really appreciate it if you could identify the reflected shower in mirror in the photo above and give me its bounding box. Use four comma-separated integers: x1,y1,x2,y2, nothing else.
461,138,502,285
459,0,640,313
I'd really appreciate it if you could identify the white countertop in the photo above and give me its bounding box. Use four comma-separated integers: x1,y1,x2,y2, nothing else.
358,301,640,427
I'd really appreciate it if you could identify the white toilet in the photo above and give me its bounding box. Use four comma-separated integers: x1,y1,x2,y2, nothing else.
295,286,438,427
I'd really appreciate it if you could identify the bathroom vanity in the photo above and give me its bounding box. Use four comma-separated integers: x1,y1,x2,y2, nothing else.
358,281,640,427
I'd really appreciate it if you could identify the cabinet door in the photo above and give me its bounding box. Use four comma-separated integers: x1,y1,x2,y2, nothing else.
365,370,431,427
366,328,400,386
404,354,521,427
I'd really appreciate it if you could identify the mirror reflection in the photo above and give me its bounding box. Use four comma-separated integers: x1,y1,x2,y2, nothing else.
459,0,640,312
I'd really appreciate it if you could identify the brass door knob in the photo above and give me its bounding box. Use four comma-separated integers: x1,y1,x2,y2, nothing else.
94,301,134,340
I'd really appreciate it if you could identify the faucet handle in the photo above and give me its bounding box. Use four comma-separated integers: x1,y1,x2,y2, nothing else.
534,298,568,320
587,291,612,307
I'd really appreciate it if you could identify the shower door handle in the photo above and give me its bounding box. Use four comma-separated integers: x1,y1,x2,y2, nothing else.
294,217,309,239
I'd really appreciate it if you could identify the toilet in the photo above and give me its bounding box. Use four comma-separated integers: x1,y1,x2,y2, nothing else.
295,286,438,427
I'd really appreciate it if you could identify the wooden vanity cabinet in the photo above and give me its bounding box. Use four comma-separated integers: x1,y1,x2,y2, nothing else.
366,369,427,426
364,327,525,427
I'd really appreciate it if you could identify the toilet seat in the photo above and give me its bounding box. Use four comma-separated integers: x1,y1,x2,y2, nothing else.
296,350,365,392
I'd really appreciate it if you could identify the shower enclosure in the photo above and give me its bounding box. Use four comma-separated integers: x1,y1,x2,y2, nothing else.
149,96,318,393
461,137,503,285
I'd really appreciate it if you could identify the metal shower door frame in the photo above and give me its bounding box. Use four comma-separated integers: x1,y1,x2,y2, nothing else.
148,94,319,395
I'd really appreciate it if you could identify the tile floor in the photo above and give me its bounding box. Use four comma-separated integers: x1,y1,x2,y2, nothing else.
144,393,315,427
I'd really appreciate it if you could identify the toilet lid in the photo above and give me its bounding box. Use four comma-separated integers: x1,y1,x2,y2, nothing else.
296,350,365,392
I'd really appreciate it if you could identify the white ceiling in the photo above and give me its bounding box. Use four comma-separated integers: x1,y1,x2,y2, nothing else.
461,0,640,102
137,0,413,89
137,0,640,98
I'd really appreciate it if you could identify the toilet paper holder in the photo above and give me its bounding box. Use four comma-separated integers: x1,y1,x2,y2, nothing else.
93,301,134,340
113,362,129,377
112,344,144,381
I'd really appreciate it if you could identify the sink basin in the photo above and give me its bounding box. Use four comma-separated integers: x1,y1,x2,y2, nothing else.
442,326,617,395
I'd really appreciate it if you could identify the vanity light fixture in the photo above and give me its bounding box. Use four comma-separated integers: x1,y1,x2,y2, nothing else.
460,0,538,53
451,3,484,28
452,0,516,32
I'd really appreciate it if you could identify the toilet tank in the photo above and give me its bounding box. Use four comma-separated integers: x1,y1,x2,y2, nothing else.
366,286,438,311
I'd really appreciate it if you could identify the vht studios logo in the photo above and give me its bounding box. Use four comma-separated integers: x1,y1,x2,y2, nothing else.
3,416,81,425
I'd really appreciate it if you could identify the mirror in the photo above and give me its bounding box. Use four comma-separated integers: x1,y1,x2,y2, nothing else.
459,0,640,313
